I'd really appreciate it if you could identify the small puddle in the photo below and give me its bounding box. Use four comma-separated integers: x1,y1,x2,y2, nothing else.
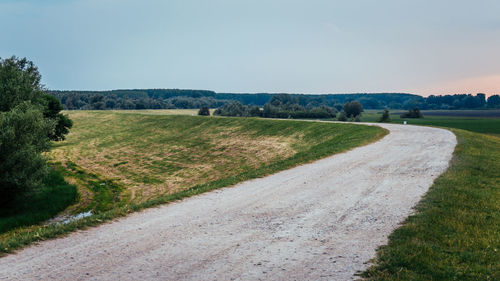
48,211,93,225
61,211,93,224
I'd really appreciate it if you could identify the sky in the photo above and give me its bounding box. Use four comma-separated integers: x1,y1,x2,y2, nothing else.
1,0,499,96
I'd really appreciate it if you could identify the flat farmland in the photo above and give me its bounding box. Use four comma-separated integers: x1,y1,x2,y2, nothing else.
362,109,500,137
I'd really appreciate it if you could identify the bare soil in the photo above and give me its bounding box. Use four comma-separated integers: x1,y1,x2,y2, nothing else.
0,123,456,280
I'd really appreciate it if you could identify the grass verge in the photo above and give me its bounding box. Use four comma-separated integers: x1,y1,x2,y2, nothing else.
0,169,78,233
0,116,387,256
362,129,500,280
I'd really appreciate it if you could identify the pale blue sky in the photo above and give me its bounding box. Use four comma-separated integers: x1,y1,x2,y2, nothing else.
1,0,499,95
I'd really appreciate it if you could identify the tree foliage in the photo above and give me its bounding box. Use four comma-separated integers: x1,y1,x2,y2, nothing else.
343,101,363,118
198,106,210,116
50,89,500,111
0,57,44,111
213,102,261,117
261,94,337,119
0,102,54,204
0,56,72,205
378,109,391,122
42,94,73,141
401,107,424,118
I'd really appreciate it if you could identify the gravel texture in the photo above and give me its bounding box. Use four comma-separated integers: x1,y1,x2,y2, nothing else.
0,123,456,280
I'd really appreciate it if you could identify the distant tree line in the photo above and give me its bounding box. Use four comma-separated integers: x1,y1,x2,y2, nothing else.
50,89,500,111
51,91,228,110
213,94,338,119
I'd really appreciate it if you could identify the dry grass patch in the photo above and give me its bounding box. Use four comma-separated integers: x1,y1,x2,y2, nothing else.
48,112,313,204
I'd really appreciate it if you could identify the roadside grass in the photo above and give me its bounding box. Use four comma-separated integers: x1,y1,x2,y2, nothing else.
0,169,78,234
0,112,387,255
54,161,126,213
361,109,500,137
362,129,500,280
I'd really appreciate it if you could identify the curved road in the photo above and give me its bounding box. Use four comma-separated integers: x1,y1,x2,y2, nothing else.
0,123,456,280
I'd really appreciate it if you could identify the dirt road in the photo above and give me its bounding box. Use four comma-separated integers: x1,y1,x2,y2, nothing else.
0,123,456,280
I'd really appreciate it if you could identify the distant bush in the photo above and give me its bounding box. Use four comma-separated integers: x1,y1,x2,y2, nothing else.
247,105,263,117
401,107,423,118
198,106,210,116
378,109,391,122
343,100,364,118
213,102,247,117
337,111,347,121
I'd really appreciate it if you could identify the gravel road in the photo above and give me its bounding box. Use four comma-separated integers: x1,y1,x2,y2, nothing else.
0,123,456,280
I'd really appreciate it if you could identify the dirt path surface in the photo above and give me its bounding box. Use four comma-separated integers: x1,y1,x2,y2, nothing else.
0,123,456,281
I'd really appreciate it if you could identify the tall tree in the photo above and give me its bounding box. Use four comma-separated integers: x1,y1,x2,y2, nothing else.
0,56,72,140
0,102,54,205
343,101,364,118
0,56,72,205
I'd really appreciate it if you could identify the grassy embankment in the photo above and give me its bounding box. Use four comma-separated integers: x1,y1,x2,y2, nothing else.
362,127,500,279
0,110,386,255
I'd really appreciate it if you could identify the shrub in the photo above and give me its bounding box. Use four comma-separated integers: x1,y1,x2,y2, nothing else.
213,102,246,117
198,106,210,116
401,107,423,118
378,109,391,122
337,111,348,121
343,100,364,118
247,105,262,117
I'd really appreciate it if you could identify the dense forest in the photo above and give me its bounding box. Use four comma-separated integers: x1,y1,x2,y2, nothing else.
50,89,500,111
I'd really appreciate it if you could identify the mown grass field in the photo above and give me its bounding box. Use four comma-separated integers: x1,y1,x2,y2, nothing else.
0,111,386,254
361,109,500,137
49,111,386,208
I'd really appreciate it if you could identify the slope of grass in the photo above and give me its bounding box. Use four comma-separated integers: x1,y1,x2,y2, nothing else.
362,129,500,280
0,168,78,233
49,111,388,206
0,111,387,255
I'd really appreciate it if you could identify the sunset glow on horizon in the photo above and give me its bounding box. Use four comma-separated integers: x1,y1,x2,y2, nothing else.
414,75,500,97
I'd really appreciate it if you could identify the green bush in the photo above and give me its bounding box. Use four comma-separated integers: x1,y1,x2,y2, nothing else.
401,107,423,118
337,111,348,121
198,106,210,116
378,109,391,122
343,100,364,118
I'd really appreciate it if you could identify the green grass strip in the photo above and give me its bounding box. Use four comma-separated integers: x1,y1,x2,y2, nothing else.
0,169,78,233
362,130,500,280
